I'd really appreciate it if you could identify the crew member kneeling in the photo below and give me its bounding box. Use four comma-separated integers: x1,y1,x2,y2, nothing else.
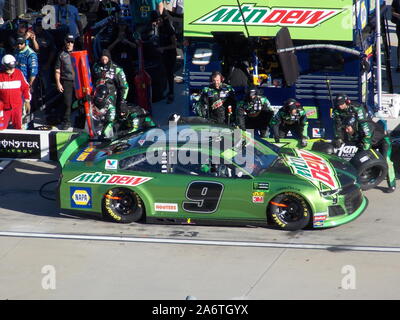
342,116,396,193
271,98,308,147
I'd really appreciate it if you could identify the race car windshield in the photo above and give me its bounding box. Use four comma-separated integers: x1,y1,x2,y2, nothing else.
228,144,278,177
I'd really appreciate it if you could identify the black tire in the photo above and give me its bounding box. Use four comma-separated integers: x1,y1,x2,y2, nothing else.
268,192,311,231
311,141,335,154
103,188,144,223
391,138,400,175
350,150,388,191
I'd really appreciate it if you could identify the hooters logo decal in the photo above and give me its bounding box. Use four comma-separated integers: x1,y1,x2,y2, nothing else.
285,150,339,190
192,4,342,27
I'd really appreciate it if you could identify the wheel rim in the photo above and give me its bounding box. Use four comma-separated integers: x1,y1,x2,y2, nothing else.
359,166,382,184
272,196,305,224
108,189,138,216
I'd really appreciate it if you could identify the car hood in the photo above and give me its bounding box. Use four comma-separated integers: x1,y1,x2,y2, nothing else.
70,140,132,163
267,148,357,191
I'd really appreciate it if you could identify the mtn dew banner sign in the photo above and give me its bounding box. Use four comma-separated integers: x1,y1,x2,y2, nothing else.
184,0,354,41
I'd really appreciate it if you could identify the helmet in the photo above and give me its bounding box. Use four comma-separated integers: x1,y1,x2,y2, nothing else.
1,55,16,70
343,116,357,128
120,102,133,116
334,93,350,107
283,98,301,111
93,84,109,108
247,86,258,99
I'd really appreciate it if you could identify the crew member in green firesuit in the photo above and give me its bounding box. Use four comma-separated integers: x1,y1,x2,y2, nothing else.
92,49,129,114
117,103,156,135
92,84,116,139
332,93,370,148
194,71,236,125
236,86,273,137
342,116,396,193
270,98,308,147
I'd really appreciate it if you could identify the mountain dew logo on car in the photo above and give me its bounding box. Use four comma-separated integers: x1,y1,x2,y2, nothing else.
285,150,339,190
192,4,342,27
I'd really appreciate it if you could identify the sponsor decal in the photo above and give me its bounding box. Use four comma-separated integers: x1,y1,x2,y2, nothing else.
334,144,358,161
285,149,339,190
303,106,318,120
0,133,41,159
313,221,324,227
74,147,94,162
253,182,270,190
252,191,264,203
154,203,179,212
192,4,342,28
70,187,92,209
68,172,152,186
313,212,328,227
312,128,325,138
313,213,328,222
105,159,118,170
359,155,369,163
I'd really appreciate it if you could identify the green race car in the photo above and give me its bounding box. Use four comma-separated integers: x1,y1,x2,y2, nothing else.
57,124,367,230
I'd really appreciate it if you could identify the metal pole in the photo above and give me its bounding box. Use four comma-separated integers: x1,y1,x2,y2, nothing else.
376,0,382,111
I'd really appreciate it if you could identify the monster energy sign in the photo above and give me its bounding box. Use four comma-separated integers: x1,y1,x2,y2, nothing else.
0,133,41,159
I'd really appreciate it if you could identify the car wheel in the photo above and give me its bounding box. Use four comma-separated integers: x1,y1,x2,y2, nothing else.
391,137,400,175
268,192,311,231
350,150,388,191
103,188,144,223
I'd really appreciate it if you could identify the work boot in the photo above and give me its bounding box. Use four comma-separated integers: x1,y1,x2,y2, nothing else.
387,186,396,193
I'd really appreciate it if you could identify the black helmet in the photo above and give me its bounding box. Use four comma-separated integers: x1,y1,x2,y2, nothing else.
119,102,131,116
283,98,301,111
343,116,357,128
334,93,350,107
247,86,258,99
93,84,109,108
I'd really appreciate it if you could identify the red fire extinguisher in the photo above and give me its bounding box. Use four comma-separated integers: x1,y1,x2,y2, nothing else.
134,40,152,113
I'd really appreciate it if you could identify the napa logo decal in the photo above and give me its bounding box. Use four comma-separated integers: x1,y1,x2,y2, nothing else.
70,187,92,209
192,4,342,27
285,149,339,190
